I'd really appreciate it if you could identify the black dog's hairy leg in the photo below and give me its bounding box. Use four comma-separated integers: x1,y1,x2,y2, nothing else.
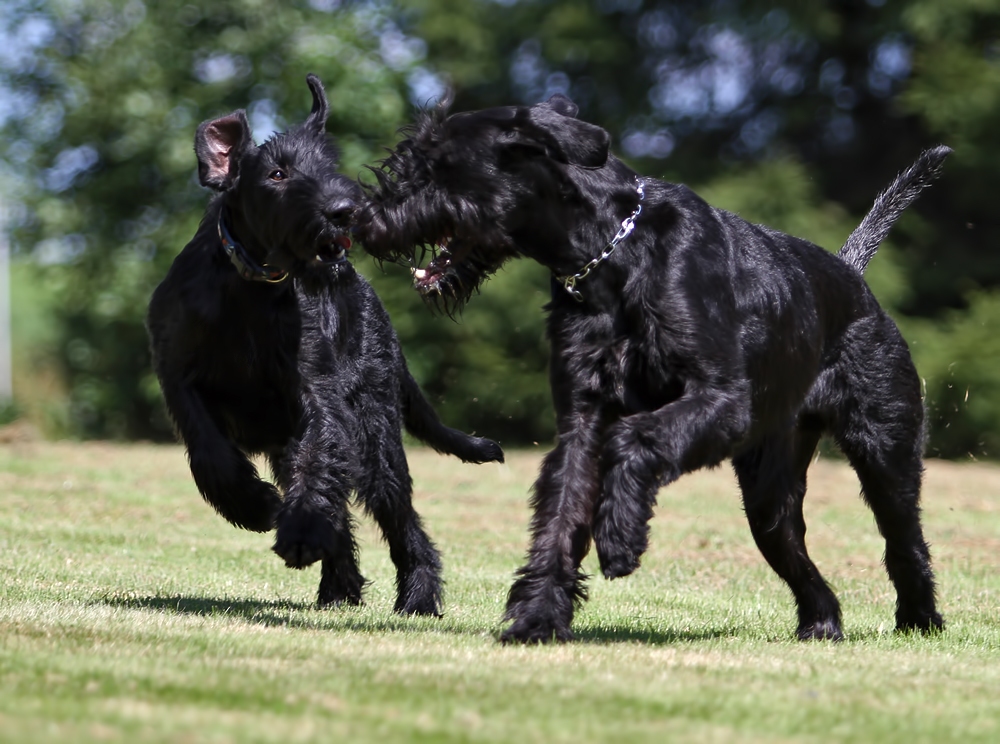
160,379,280,532
595,389,751,579
849,452,941,634
317,557,366,609
832,356,942,634
502,427,600,644
272,387,360,579
265,452,364,609
733,429,843,641
356,416,443,617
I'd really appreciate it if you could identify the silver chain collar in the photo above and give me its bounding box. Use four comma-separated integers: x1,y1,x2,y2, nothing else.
557,177,644,302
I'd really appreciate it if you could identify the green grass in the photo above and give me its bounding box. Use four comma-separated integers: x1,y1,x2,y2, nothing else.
2,442,999,743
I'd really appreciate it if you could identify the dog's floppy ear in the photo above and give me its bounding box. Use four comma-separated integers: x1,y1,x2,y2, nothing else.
195,110,252,191
513,95,610,168
540,93,579,119
305,73,329,133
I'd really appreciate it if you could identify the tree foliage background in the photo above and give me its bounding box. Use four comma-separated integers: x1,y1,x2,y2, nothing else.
3,0,1000,457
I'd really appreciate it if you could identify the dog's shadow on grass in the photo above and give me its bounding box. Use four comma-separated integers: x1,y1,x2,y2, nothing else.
571,625,739,645
95,593,424,633
94,594,744,645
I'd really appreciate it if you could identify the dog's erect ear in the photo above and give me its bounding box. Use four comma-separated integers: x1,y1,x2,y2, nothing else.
513,97,610,168
305,73,329,133
195,110,252,191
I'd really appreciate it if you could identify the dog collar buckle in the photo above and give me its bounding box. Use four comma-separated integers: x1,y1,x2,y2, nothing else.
557,177,644,302
217,212,289,284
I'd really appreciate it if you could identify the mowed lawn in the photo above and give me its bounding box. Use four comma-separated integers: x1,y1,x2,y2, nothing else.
1,441,999,743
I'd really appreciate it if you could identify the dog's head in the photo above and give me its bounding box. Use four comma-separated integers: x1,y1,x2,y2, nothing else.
195,74,361,291
357,94,613,310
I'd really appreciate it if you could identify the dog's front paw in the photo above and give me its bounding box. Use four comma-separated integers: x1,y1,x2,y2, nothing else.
395,564,444,617
592,484,647,580
239,479,282,532
317,558,365,608
469,436,504,464
273,500,339,569
595,541,641,580
500,614,573,644
896,607,944,635
501,574,580,644
797,619,844,641
593,419,672,580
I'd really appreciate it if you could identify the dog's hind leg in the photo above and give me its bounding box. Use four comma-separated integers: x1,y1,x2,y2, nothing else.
160,380,281,532
732,427,843,640
842,444,941,633
831,326,942,633
356,422,444,617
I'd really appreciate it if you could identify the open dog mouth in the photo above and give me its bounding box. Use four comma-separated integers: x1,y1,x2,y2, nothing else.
403,231,511,309
311,233,352,265
410,235,456,295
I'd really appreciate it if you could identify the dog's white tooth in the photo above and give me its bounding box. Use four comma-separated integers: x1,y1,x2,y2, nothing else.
412,268,427,279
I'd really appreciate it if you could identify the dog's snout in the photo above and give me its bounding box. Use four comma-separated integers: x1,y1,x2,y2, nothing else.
324,197,356,226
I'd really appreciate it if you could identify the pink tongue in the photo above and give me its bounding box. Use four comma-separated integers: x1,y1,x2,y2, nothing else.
334,235,351,250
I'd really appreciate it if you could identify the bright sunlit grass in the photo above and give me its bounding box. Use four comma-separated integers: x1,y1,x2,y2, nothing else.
1,441,999,743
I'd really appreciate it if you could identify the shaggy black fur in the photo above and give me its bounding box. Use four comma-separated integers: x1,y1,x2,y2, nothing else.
146,75,503,615
357,94,949,642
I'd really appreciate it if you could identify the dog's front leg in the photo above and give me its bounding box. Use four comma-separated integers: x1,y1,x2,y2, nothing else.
502,405,604,644
594,386,751,579
160,379,281,532
272,388,360,585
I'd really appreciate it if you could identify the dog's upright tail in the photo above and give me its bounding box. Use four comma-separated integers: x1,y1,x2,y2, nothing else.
400,372,505,464
838,145,952,274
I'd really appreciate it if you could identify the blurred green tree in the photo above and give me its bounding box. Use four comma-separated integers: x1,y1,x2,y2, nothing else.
1,0,418,438
4,0,1000,457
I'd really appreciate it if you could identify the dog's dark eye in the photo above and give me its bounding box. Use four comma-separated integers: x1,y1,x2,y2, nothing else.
269,169,288,182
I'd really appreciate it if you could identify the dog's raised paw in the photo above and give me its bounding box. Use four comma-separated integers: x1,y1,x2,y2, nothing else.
598,553,640,580
594,531,641,579
272,537,325,569
272,503,340,569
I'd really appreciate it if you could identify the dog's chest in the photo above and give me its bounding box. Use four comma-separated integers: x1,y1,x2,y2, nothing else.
194,289,301,398
570,328,681,414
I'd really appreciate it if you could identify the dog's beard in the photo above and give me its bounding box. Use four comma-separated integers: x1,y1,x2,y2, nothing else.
401,233,511,314
361,163,517,311
269,222,354,294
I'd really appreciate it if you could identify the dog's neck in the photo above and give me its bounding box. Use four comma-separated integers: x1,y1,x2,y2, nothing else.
217,208,289,284
554,177,644,302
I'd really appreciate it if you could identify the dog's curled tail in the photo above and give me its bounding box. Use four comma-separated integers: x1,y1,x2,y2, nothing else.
400,372,505,464
838,145,952,274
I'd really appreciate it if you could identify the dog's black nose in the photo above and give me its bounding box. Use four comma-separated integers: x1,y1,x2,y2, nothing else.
324,197,356,226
